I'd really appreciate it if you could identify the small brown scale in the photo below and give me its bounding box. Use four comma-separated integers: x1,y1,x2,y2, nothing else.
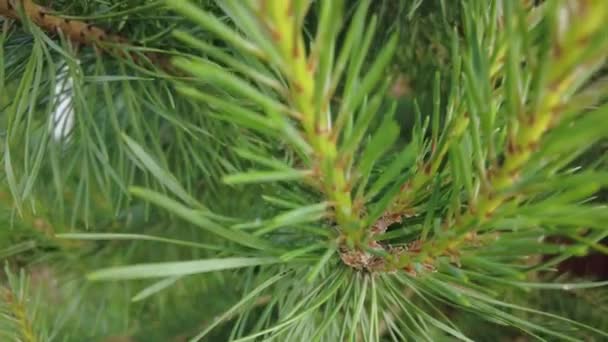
339,212,425,274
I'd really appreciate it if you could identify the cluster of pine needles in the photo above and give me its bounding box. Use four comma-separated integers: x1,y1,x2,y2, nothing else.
1,0,608,341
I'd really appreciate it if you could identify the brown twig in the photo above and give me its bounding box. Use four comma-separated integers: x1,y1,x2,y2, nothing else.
0,0,174,72
1,0,117,44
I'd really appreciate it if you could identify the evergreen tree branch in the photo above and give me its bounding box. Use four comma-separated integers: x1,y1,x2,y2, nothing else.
1,268,37,342
0,0,174,72
168,0,399,258
250,1,369,242
388,0,608,272
4,0,607,339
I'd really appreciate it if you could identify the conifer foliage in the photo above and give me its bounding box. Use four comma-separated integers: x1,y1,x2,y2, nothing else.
1,0,608,340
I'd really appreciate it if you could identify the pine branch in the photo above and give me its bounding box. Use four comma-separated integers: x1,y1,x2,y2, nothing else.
389,0,608,272
0,0,173,72
1,268,38,342
168,0,400,261
3,0,608,340
250,1,372,240
1,0,235,225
